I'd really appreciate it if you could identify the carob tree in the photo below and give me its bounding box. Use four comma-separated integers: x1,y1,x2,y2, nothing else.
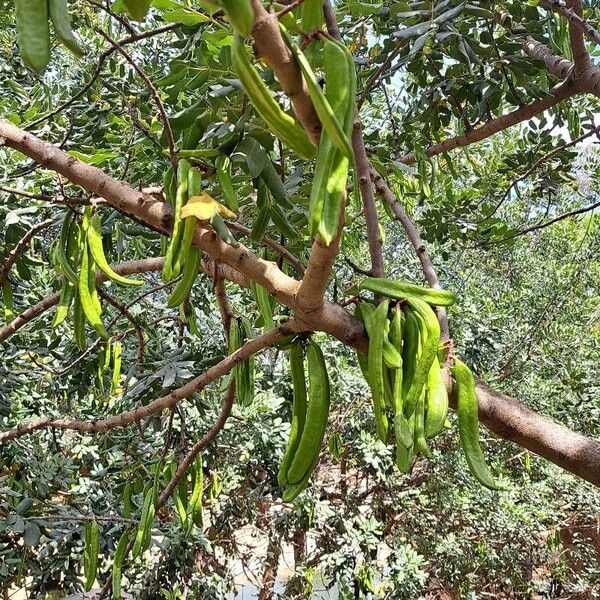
1,0,599,595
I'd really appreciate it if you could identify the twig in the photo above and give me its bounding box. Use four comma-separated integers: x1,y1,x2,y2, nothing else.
226,221,305,274
214,267,233,344
98,288,146,369
157,384,235,505
0,219,54,286
26,24,178,130
0,185,89,205
489,199,600,244
397,81,576,165
276,0,308,19
344,257,372,277
96,29,177,170
0,324,290,443
541,0,600,48
478,125,600,223
357,40,405,110
23,514,136,525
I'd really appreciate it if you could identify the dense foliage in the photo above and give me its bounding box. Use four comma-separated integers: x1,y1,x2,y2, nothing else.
1,0,599,598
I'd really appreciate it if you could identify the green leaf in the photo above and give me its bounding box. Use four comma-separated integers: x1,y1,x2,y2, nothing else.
23,522,41,547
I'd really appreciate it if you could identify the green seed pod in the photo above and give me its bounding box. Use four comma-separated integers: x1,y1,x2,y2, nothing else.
278,341,308,486
15,0,50,73
285,340,330,486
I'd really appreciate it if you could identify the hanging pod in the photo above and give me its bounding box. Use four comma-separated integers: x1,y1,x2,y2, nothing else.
283,340,330,501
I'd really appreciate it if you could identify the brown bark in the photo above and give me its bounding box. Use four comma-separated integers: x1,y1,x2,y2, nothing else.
370,167,450,341
564,0,591,69
296,206,345,314
470,382,600,487
321,3,387,278
542,0,600,49
257,536,281,600
0,257,165,343
158,384,236,506
397,80,577,165
1,123,600,487
351,123,386,277
250,0,321,144
0,219,54,286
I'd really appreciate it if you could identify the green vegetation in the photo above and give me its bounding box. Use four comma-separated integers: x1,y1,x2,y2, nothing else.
1,1,599,598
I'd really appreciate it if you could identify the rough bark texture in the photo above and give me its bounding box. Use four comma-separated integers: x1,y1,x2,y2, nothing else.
472,382,600,488
250,0,322,144
296,206,345,313
2,93,600,486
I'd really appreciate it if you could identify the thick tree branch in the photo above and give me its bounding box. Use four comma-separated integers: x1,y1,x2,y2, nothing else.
522,35,600,97
296,206,345,314
454,380,600,488
0,219,54,286
0,325,288,443
397,80,577,165
522,36,576,80
1,121,599,488
564,0,591,69
542,0,600,50
250,0,322,144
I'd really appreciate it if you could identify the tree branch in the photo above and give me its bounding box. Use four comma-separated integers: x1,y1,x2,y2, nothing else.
214,266,233,344
0,257,165,343
455,379,600,487
491,199,600,244
0,219,54,286
97,288,146,369
0,185,89,205
564,0,591,69
542,0,600,50
26,24,178,131
157,384,235,506
370,168,450,341
226,221,305,274
521,36,576,80
357,40,405,110
478,124,600,223
0,325,289,443
250,0,322,144
96,29,177,169
397,80,577,164
296,206,345,314
2,120,600,488
322,2,386,278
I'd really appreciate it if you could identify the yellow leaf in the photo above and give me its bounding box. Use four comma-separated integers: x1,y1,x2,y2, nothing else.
181,194,236,221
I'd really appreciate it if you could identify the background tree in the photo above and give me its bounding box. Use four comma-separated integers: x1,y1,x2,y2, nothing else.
0,0,599,598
